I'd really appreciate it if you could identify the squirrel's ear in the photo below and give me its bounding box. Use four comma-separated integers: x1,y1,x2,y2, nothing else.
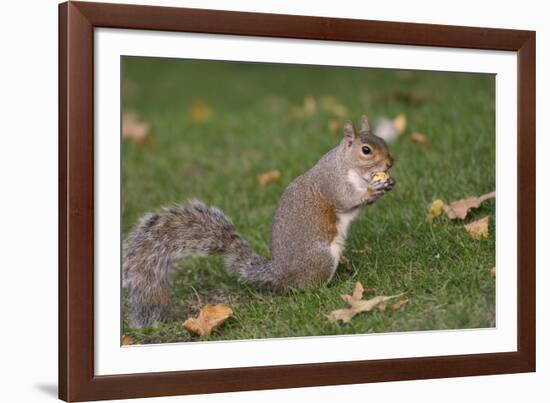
343,121,356,142
360,115,371,133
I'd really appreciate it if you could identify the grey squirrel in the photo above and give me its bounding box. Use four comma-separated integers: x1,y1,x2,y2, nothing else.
123,116,396,328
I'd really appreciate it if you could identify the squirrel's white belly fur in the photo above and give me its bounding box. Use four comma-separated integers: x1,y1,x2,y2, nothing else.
329,208,361,269
328,169,368,271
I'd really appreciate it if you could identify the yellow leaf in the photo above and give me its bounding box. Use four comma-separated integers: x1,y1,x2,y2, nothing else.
464,216,489,240
189,99,212,122
183,304,233,340
491,266,496,277
443,191,495,220
256,169,281,187
426,199,445,221
392,114,407,134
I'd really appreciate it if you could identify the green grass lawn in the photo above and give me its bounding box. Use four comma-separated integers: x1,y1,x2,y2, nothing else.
122,57,495,344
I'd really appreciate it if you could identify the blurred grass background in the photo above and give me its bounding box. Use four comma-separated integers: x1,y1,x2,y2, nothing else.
122,57,495,344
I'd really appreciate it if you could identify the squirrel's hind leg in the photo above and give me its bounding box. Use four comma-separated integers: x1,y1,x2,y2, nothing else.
274,245,337,290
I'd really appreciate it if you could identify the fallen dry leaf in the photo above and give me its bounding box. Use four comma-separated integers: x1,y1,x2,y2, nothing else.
189,99,212,122
491,266,496,277
391,299,409,310
327,295,402,323
378,302,387,312
409,132,429,148
121,335,134,346
351,282,364,300
326,282,403,323
256,169,281,187
183,303,233,340
392,114,407,134
464,216,490,240
426,199,445,221
443,191,495,220
122,112,151,145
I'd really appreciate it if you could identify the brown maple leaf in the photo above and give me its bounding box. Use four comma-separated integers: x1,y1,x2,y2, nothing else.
351,282,364,300
443,191,495,220
326,282,403,323
183,304,233,340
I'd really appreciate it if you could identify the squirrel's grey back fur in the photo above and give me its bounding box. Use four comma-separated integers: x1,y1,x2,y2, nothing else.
123,116,395,328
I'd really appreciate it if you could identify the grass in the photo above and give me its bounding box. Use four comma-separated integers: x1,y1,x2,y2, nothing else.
122,57,495,344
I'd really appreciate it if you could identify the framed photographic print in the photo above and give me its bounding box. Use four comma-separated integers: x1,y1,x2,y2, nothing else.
59,1,535,401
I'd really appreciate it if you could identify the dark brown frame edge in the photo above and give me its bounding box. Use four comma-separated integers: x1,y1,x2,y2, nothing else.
59,1,536,401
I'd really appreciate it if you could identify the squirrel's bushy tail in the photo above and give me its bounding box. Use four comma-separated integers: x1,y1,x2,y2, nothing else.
123,200,273,328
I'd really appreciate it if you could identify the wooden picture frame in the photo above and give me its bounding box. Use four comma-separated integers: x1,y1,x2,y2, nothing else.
59,1,536,401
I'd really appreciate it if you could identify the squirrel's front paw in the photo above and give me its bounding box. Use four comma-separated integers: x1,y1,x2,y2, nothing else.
381,176,396,191
362,177,396,204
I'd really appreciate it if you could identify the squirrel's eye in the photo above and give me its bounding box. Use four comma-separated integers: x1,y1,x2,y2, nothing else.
361,145,372,155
